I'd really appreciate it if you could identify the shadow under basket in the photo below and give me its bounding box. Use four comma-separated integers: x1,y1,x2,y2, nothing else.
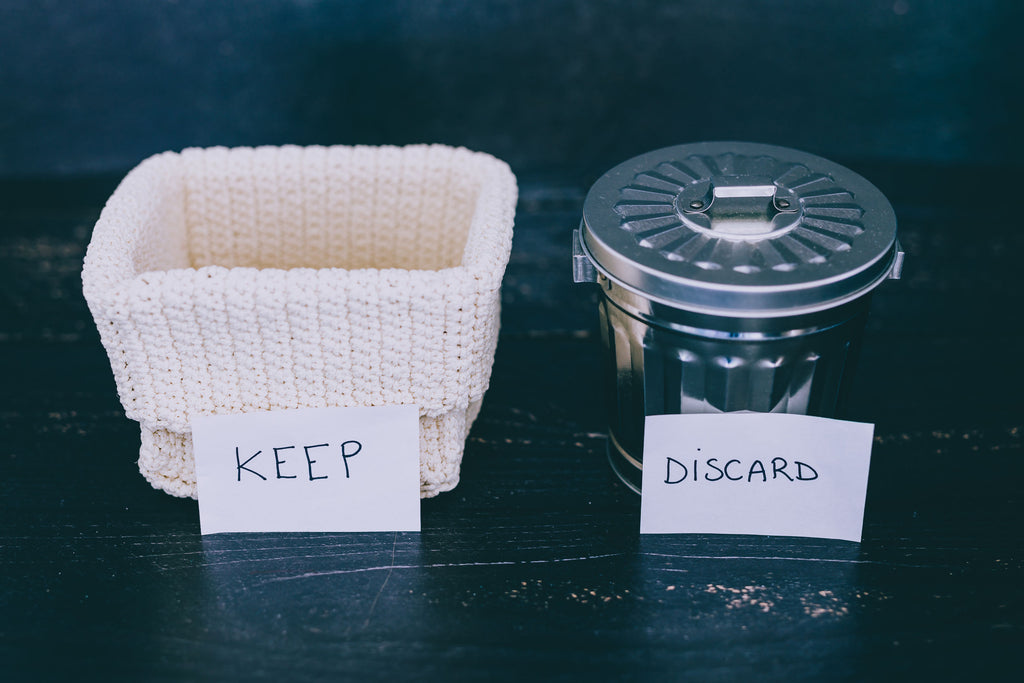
82,144,518,498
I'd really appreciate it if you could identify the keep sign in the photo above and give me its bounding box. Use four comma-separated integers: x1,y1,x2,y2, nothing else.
192,406,420,534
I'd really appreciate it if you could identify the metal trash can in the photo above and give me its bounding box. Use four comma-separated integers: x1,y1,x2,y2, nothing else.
573,142,903,492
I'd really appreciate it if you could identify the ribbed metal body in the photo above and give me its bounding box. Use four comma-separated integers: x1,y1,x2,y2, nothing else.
597,282,869,492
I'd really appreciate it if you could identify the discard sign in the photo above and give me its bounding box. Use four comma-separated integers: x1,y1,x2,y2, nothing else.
640,413,874,542
192,406,420,534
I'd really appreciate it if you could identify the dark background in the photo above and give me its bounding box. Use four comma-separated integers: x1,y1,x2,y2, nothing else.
1,0,1021,182
2,1,1022,680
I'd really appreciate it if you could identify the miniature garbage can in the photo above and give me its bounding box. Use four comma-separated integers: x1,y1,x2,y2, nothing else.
573,141,903,492
83,144,517,498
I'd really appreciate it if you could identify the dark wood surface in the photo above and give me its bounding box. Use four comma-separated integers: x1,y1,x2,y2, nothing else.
1,164,1021,681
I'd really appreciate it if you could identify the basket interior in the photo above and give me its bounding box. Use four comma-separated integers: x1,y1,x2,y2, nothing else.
180,146,485,272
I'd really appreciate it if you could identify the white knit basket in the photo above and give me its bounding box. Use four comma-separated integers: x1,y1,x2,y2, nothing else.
82,144,517,499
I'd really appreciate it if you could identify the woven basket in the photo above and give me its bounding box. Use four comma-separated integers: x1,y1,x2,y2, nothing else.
82,144,517,498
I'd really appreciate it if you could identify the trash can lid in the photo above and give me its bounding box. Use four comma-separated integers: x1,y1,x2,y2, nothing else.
580,141,902,316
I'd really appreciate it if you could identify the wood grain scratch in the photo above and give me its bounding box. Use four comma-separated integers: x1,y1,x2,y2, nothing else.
259,553,625,585
356,532,398,633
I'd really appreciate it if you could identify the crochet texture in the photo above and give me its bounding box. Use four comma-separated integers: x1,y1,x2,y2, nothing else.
82,144,517,498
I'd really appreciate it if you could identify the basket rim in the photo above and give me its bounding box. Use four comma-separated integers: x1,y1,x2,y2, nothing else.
83,143,518,306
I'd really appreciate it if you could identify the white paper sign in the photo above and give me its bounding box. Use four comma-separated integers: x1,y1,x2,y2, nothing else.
640,413,874,542
191,406,420,534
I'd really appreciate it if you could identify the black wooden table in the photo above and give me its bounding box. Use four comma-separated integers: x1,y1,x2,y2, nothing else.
1,164,1021,681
